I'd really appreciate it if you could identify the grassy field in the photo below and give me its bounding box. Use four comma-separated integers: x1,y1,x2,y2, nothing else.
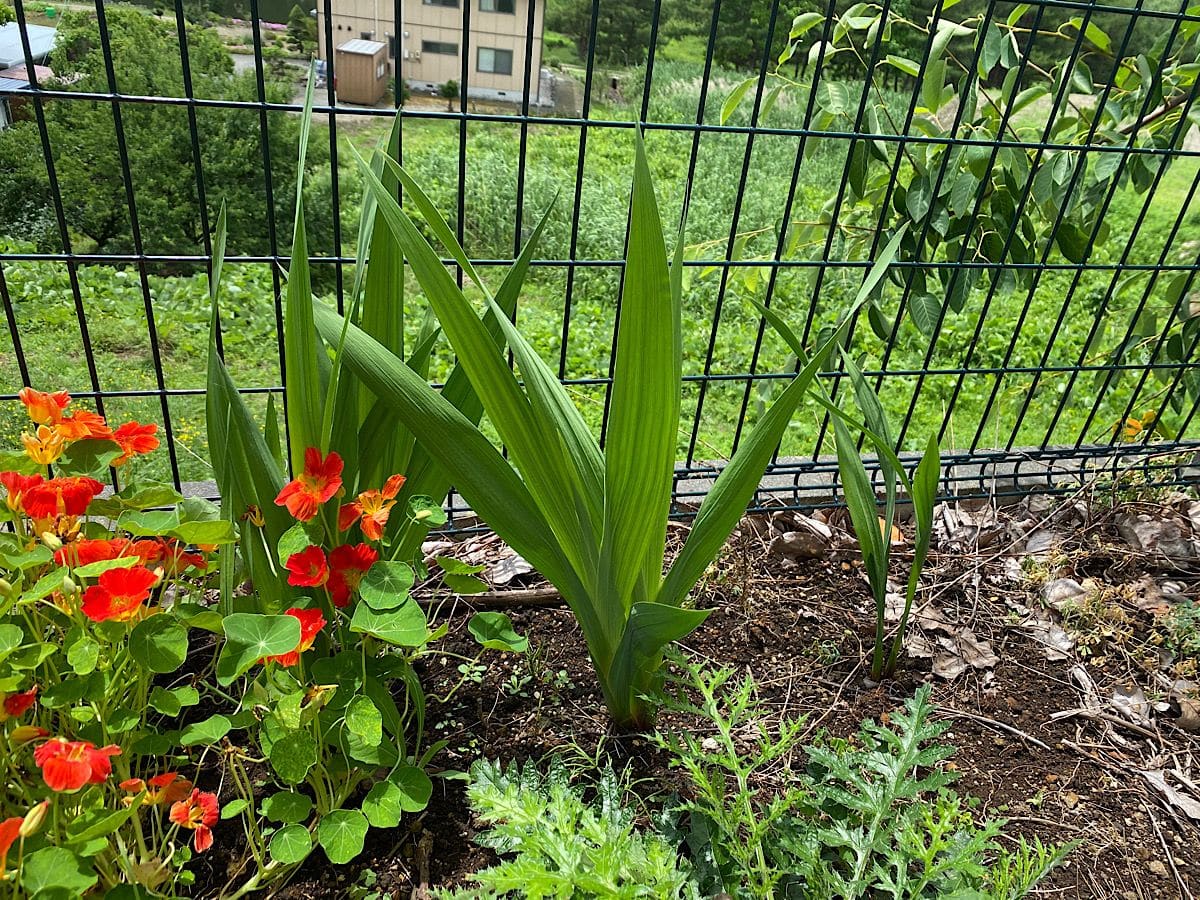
3,65,1198,484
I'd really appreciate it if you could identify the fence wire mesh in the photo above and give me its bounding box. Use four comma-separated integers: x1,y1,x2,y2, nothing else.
1,0,1199,520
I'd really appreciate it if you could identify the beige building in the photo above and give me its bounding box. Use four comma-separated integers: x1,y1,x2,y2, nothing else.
316,0,547,105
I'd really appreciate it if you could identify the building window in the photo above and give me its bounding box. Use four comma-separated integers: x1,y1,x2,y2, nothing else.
423,0,459,6
361,31,373,40
480,0,515,11
388,34,396,58
477,47,513,75
422,40,459,55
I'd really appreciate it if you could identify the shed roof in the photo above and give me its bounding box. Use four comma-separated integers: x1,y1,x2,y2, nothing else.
0,76,28,94
0,24,56,70
336,39,385,56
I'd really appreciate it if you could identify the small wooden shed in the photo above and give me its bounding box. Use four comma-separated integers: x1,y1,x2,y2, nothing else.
334,39,388,106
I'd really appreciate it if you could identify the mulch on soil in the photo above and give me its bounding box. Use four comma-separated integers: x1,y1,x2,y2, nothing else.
272,487,1200,899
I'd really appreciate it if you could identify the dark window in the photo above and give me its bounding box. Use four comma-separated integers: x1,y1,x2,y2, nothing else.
422,40,459,55
477,47,513,75
423,0,460,7
360,31,373,40
388,34,397,58
479,0,515,11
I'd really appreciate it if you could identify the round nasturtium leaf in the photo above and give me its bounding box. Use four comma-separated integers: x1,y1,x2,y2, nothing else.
270,731,318,785
216,614,301,685
221,799,250,820
276,522,314,566
359,561,415,610
361,781,403,829
20,847,98,896
317,809,369,864
130,616,189,674
348,599,428,648
345,695,383,747
179,714,231,747
468,612,528,653
261,790,314,825
391,765,433,813
270,824,313,865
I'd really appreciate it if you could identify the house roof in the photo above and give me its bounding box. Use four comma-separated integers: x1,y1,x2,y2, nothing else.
2,63,54,84
336,39,385,56
0,76,28,94
0,24,56,70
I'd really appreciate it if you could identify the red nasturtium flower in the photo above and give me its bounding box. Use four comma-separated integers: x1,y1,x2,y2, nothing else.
170,788,219,852
53,537,131,568
0,471,43,513
80,565,158,623
1,687,37,720
111,421,159,465
285,546,329,588
0,816,21,880
275,448,343,522
263,607,326,667
33,738,121,792
21,477,105,520
338,474,407,541
328,543,379,607
121,772,194,806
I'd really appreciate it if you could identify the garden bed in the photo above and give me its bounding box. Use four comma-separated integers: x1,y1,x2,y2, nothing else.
241,486,1200,899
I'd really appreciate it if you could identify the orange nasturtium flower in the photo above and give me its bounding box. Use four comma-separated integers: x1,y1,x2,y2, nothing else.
338,474,407,541
262,607,326,667
0,816,22,880
0,471,43,513
56,409,112,442
33,738,121,792
111,421,159,465
275,448,343,522
80,565,159,623
17,388,70,425
120,772,194,806
170,789,219,853
21,477,105,520
328,543,379,607
285,546,328,588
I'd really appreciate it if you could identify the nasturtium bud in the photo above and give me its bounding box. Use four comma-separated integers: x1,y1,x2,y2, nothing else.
19,800,48,837
9,725,48,745
40,532,62,551
0,579,13,598
61,575,77,596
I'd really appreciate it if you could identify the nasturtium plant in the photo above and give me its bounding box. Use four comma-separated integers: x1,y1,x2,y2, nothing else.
0,389,231,894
